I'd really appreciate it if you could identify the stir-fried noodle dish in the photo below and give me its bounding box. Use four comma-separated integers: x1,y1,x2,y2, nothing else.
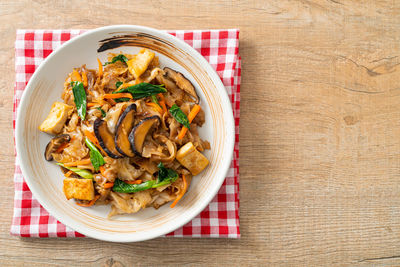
39,49,210,217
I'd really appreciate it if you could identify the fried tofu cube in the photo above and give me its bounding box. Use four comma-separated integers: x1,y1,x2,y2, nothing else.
127,48,155,79
39,102,73,135
63,178,95,201
176,142,209,175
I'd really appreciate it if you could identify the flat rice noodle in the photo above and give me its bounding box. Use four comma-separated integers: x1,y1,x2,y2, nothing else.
142,67,163,83
61,86,75,106
94,174,112,203
168,117,180,141
172,174,192,196
132,158,159,174
115,158,143,181
76,163,94,172
105,61,129,77
151,175,192,209
65,113,79,132
102,157,118,180
150,133,177,163
151,191,176,209
105,102,129,134
61,128,88,160
155,71,184,106
109,191,152,217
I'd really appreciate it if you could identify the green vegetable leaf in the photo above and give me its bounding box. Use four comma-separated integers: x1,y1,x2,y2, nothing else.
104,54,128,66
57,163,93,179
114,97,131,103
169,104,190,129
112,179,155,193
111,163,179,193
115,81,123,88
71,81,87,120
113,83,166,100
96,107,106,118
152,162,179,188
85,138,105,171
151,95,159,105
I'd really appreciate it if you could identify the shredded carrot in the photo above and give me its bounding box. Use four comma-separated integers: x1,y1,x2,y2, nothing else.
97,58,103,77
84,130,98,145
103,182,114,189
178,104,201,140
103,93,133,99
87,102,98,108
188,104,201,122
119,82,135,89
75,195,100,207
146,102,163,114
158,93,165,100
63,158,91,167
125,180,142,185
99,165,107,177
82,71,88,87
177,127,188,140
170,174,187,208
83,130,99,144
71,69,82,82
158,93,168,113
55,142,69,153
90,99,107,106
64,170,73,177
84,130,106,156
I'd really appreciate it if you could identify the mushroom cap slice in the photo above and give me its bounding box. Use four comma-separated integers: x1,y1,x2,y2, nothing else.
93,118,123,159
115,104,137,157
129,116,161,157
44,134,71,161
163,67,199,103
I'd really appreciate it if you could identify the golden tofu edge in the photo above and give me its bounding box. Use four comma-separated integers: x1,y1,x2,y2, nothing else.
63,178,94,201
176,142,209,176
39,102,73,135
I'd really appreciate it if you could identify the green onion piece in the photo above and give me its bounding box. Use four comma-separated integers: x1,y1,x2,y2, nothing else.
104,54,128,66
85,138,105,171
112,179,155,193
57,163,93,179
113,82,166,100
151,95,160,105
169,104,190,129
71,81,87,120
152,162,179,188
115,81,123,89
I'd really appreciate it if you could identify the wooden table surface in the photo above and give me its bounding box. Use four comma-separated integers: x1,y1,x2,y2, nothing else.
1,0,400,266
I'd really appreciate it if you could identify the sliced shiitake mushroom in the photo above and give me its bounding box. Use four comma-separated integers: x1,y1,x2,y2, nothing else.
44,134,71,161
129,116,161,157
115,104,136,157
164,67,199,103
155,70,180,91
93,118,123,159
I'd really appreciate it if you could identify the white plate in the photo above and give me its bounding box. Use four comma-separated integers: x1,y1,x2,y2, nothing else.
15,25,234,242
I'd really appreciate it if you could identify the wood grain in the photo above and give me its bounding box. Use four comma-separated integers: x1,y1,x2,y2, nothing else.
1,0,400,266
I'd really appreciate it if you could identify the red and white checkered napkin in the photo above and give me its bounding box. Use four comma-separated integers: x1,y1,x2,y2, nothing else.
11,29,241,238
